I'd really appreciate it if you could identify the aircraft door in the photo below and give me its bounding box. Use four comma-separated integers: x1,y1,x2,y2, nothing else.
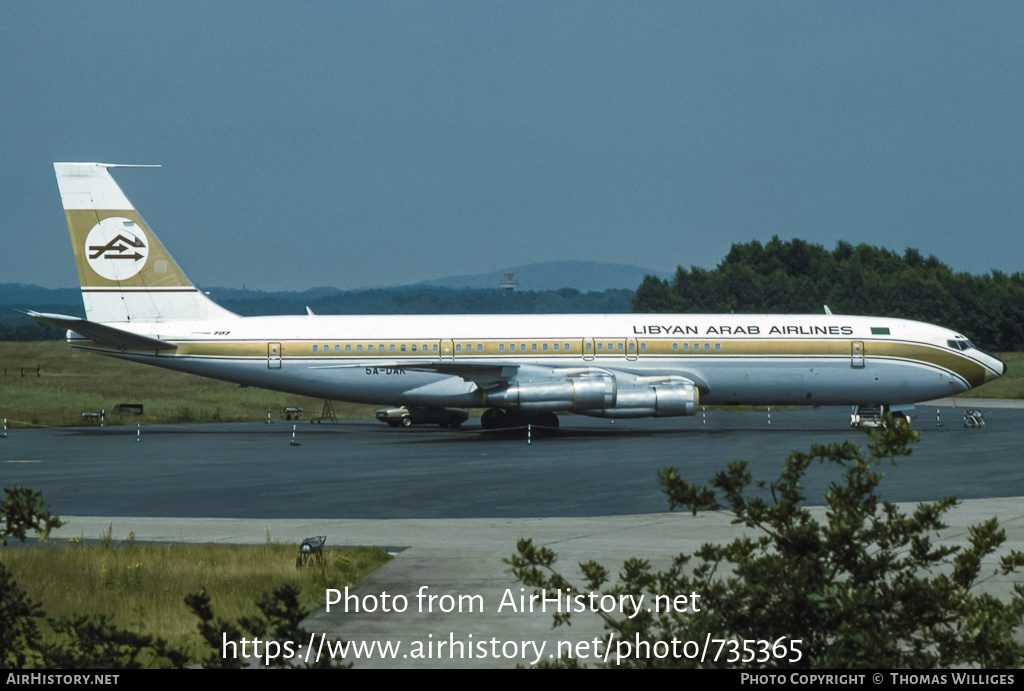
440,339,454,360
627,338,638,360
268,342,282,369
583,338,595,361
851,341,865,368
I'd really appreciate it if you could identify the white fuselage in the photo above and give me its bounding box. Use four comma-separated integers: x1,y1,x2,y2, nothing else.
68,312,1003,413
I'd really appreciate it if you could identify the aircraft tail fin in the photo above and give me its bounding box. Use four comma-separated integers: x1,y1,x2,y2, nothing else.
54,162,236,324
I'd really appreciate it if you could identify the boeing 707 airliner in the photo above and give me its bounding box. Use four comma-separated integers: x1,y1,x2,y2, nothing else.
27,163,1005,430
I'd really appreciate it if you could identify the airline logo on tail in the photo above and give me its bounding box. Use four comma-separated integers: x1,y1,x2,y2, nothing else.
85,218,150,281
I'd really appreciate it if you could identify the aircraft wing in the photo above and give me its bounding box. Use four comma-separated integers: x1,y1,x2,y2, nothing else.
308,360,518,390
405,361,711,394
309,359,709,393
21,311,178,352
404,362,521,390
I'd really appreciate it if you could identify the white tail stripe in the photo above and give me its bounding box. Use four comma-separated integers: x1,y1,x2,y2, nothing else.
81,287,204,293
55,163,160,210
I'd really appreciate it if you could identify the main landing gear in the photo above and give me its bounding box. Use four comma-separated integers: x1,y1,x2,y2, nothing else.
479,408,560,430
849,405,911,429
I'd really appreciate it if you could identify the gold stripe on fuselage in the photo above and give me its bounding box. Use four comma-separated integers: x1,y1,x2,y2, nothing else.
69,335,992,388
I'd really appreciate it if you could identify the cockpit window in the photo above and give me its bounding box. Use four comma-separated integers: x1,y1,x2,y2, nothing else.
947,338,975,352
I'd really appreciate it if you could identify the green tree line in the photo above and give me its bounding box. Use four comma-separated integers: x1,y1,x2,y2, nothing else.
0,287,634,342
633,237,1024,351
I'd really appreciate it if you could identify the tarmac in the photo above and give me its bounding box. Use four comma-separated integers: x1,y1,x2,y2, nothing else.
19,398,1024,668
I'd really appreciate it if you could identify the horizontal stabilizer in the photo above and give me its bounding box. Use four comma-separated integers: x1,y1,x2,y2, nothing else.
21,311,177,351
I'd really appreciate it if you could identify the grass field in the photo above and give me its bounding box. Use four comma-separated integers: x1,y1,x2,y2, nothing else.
0,341,379,428
1,341,1019,429
2,533,392,665
959,351,1024,399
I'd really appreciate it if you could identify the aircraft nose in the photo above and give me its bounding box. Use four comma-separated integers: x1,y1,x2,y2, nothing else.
984,354,1006,383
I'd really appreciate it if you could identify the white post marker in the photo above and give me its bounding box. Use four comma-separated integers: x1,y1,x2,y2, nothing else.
936,408,942,427
290,424,300,446
135,423,141,442
767,406,771,426
527,423,532,445
2,418,7,438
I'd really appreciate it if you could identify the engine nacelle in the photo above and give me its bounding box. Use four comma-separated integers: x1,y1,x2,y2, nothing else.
485,374,699,417
578,382,698,418
484,375,614,412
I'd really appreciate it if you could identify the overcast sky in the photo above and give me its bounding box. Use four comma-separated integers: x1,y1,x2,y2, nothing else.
4,1,1022,292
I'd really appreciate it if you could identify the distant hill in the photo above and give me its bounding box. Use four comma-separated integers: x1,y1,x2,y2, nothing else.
0,266,641,340
417,261,669,292
1,261,665,302
0,284,80,307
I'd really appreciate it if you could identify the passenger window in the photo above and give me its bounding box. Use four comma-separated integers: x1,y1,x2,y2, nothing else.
312,345,318,352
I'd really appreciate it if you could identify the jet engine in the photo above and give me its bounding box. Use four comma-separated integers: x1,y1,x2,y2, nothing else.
483,375,615,411
484,373,699,418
